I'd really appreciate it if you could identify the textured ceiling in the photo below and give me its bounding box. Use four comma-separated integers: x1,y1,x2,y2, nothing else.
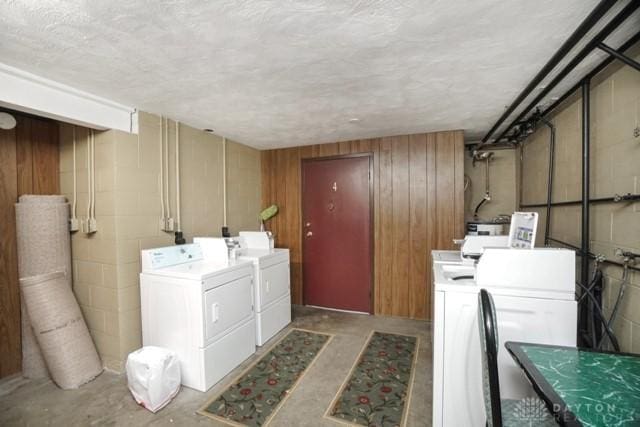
0,1,636,148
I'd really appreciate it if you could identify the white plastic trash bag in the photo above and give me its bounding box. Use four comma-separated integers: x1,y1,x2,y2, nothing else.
126,346,181,413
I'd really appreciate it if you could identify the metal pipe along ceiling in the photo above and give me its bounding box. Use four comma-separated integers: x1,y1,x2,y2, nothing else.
480,0,618,144
487,1,640,146
539,30,640,119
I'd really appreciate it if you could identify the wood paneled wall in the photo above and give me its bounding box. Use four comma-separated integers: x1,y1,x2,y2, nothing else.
261,131,464,320
0,113,59,378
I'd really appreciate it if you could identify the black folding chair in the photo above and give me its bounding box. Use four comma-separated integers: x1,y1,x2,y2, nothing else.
477,289,556,427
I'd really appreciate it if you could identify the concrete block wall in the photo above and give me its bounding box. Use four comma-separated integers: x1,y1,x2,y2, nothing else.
226,140,262,233
464,149,517,222
520,46,640,352
59,112,262,371
59,125,127,369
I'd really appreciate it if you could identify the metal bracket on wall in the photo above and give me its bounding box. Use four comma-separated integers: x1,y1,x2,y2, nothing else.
615,248,640,264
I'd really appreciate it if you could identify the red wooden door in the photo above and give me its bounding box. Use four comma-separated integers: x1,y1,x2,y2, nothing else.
302,155,372,313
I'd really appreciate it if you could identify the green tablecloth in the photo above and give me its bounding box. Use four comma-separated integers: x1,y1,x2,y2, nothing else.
507,342,640,426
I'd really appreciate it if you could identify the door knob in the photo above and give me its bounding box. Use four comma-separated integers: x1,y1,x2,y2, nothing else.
305,222,311,227
306,231,313,237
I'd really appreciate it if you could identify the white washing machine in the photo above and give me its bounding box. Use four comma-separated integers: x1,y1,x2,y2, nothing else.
431,248,577,427
237,248,291,346
196,235,291,346
140,243,256,392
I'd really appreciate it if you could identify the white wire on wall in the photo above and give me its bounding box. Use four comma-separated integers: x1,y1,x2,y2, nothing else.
175,121,181,233
84,129,96,233
71,126,77,222
91,130,95,222
164,117,171,224
86,130,92,223
159,116,165,225
222,136,227,227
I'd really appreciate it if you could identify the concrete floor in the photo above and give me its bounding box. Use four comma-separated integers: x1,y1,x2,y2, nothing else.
0,306,432,426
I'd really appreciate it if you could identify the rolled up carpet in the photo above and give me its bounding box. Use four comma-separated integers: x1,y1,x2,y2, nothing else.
15,195,73,379
17,195,67,204
15,195,72,278
20,302,49,379
20,271,102,389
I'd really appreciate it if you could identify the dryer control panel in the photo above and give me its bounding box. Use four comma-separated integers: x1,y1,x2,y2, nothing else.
141,244,204,271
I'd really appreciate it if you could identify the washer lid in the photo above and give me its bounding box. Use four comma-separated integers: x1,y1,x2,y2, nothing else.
432,250,462,264
143,259,252,280
238,248,288,261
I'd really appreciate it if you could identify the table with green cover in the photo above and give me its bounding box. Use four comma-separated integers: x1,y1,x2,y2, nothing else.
506,342,640,427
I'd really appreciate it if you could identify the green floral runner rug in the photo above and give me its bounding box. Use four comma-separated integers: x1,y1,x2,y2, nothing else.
325,331,419,427
198,328,332,426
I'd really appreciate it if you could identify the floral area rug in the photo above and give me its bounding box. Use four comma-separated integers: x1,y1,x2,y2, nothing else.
198,328,332,426
326,331,419,427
